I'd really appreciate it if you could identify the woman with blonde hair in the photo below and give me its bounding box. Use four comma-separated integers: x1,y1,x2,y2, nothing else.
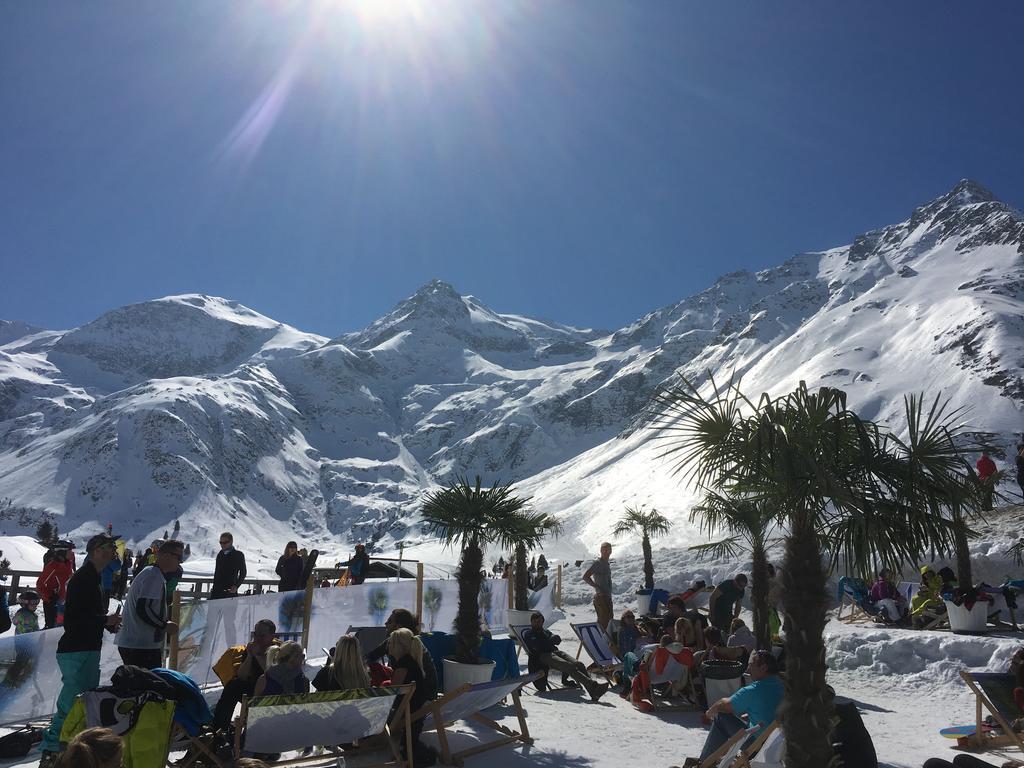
55,727,122,768
313,634,371,691
387,628,434,765
254,640,309,696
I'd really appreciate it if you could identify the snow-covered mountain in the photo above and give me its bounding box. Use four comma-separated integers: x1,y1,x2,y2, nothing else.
1,180,1022,566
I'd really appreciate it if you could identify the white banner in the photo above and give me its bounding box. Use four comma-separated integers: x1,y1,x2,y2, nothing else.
0,628,63,726
0,578,514,723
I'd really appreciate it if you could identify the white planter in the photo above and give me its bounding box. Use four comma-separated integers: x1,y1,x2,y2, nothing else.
944,599,990,635
507,609,538,631
442,657,496,693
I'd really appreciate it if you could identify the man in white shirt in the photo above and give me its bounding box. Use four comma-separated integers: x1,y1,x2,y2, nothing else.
116,539,183,669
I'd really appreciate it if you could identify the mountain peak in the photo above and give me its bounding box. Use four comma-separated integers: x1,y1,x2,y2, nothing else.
942,179,999,207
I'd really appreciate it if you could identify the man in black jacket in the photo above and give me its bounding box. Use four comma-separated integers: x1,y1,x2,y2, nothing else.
211,532,247,599
39,533,123,766
522,611,609,701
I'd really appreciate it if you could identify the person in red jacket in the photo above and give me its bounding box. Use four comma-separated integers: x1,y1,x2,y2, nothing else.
977,451,997,511
37,546,74,628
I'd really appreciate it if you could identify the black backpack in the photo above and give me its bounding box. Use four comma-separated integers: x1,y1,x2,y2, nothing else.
110,665,178,700
0,727,43,759
833,701,878,768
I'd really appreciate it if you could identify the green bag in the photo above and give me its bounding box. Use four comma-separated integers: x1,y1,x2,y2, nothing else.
61,689,175,768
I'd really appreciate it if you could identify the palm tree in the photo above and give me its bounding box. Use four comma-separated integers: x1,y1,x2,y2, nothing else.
421,476,549,664
513,513,562,610
885,394,985,589
611,505,672,591
689,492,778,649
650,377,965,768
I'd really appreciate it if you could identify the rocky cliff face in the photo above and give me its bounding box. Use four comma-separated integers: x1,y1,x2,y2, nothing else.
1,181,1022,552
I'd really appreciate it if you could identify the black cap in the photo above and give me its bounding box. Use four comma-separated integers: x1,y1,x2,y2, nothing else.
86,532,117,553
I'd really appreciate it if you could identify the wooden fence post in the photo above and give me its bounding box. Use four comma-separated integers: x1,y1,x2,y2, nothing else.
168,591,180,670
415,563,424,625
556,564,562,609
300,575,314,651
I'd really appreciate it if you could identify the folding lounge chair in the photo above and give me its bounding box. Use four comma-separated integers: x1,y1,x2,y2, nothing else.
509,624,582,694
698,721,780,768
958,670,1024,753
835,577,877,624
412,672,541,767
235,684,415,768
634,645,698,711
571,622,623,682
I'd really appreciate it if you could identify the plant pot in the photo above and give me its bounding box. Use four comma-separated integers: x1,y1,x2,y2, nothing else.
507,609,537,632
442,657,496,693
635,589,653,617
944,599,990,635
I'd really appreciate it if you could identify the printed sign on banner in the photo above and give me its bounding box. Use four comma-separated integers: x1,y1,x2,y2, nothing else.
0,628,62,726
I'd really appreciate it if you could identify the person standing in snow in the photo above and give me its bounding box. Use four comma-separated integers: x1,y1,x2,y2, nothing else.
275,541,303,592
583,542,614,630
976,451,997,511
116,540,183,669
709,574,748,632
39,534,123,767
211,532,247,599
37,546,73,629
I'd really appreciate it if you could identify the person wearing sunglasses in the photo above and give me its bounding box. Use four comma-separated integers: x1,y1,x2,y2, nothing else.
211,532,247,600
116,540,184,669
686,649,783,767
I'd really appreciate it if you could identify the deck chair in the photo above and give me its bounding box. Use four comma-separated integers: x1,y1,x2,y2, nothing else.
835,577,877,624
235,684,415,768
347,625,390,657
509,625,581,694
412,672,541,767
571,622,623,682
633,645,698,711
958,670,1024,753
699,721,780,768
745,724,784,768
915,603,949,631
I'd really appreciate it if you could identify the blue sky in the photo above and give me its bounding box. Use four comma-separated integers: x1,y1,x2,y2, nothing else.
2,2,1022,336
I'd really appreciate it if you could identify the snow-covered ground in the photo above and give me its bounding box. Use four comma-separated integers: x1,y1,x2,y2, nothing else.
1,602,1021,768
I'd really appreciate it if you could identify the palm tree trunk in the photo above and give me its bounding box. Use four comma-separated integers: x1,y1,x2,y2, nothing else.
750,540,771,650
642,533,654,591
780,514,833,768
952,510,973,589
455,539,484,664
514,543,529,610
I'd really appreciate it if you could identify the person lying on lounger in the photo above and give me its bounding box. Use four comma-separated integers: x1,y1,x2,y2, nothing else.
522,611,609,701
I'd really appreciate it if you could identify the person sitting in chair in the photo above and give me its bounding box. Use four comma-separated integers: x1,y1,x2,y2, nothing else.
686,649,783,766
211,619,278,731
522,611,609,701
869,569,908,623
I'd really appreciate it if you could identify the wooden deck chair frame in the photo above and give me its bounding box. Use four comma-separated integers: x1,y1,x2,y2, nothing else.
958,670,1024,753
234,684,415,768
412,672,541,767
917,606,949,632
570,622,623,682
836,591,873,624
699,721,779,768
166,724,221,768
